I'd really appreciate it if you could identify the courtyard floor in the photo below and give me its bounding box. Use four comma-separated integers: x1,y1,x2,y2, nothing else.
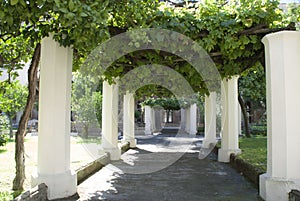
76,132,261,201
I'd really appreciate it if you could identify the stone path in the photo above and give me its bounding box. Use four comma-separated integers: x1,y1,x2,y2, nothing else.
76,133,261,201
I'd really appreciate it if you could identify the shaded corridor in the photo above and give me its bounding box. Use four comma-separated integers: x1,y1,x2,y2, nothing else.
77,133,260,201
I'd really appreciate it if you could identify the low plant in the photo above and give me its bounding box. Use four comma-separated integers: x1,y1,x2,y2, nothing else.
0,191,13,201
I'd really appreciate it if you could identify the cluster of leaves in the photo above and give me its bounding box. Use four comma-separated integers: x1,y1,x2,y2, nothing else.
0,0,111,48
0,36,33,80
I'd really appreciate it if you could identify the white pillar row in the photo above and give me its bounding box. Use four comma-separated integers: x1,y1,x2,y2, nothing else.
189,103,198,135
259,31,300,201
185,107,190,133
122,92,137,148
203,92,217,148
31,35,76,200
144,106,152,135
101,80,121,160
180,108,186,131
218,76,241,163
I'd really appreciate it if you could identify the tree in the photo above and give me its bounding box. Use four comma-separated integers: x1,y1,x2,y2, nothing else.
0,81,28,138
238,64,266,137
72,72,102,138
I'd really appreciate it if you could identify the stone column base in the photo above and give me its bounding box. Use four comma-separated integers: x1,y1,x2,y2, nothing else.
31,170,77,200
144,130,152,135
122,139,137,148
218,148,241,163
260,173,300,201
202,139,217,149
189,130,197,135
99,147,121,161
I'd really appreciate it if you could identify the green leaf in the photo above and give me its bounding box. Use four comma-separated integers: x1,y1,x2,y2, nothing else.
69,0,75,12
59,8,69,13
80,12,88,17
10,0,19,5
20,0,26,7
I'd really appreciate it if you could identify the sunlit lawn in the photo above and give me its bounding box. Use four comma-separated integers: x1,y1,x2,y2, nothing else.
237,136,267,172
0,134,101,200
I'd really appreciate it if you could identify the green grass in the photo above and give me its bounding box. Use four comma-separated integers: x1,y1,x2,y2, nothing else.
76,137,101,144
0,191,14,201
237,136,267,172
0,148,7,154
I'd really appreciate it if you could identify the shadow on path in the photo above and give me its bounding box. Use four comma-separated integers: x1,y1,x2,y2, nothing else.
77,133,260,201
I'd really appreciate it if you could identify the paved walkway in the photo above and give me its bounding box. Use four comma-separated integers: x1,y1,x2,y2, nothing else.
76,133,260,201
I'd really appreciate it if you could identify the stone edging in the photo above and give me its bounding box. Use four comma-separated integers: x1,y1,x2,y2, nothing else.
229,153,264,189
76,141,130,184
76,153,110,185
213,145,264,189
13,183,48,201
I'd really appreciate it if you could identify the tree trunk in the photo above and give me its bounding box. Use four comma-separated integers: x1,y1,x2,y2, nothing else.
83,124,89,139
238,93,251,138
8,113,13,138
13,43,40,191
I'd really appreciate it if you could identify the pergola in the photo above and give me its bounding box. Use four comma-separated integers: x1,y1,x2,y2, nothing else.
32,31,300,201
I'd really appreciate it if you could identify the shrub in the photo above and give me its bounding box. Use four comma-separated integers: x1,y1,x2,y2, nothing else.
0,114,9,146
251,124,267,136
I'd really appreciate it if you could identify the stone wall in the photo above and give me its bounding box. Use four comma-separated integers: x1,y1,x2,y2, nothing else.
13,183,48,201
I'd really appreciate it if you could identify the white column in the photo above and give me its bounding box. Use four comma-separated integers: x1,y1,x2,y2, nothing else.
180,108,186,131
218,76,241,163
185,107,190,133
238,104,242,135
189,103,197,135
31,35,76,200
144,106,152,135
259,31,300,201
122,92,137,148
154,109,162,132
101,80,121,160
203,92,217,148
150,107,156,132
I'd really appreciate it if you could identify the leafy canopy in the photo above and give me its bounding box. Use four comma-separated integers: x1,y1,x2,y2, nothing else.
96,0,293,96
1,0,298,97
